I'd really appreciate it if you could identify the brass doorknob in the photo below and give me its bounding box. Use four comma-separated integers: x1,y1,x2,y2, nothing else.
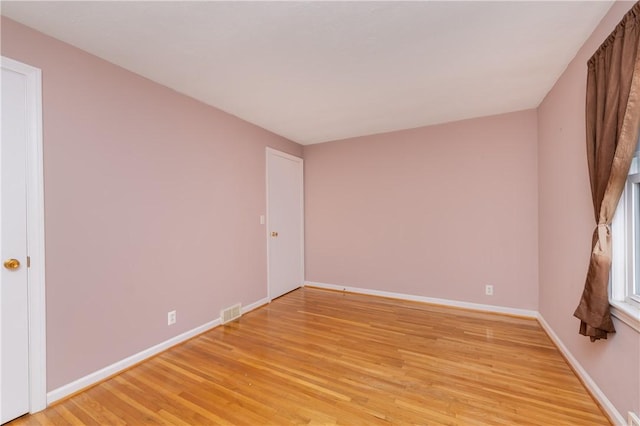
3,258,20,270
271,231,278,237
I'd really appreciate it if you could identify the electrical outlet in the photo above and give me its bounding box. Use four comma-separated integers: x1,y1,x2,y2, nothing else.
167,310,177,325
485,285,494,296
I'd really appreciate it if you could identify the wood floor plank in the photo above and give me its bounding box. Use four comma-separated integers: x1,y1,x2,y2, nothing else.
8,288,611,425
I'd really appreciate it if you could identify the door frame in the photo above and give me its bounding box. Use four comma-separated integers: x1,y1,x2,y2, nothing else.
265,147,304,301
2,56,47,413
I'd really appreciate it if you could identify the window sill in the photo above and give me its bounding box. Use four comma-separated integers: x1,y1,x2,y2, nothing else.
610,300,640,333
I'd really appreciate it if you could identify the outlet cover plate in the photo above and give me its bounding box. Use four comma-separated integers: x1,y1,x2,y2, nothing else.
168,310,177,325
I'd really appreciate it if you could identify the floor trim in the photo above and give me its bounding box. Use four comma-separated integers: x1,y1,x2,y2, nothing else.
47,297,269,404
305,281,537,318
45,285,625,424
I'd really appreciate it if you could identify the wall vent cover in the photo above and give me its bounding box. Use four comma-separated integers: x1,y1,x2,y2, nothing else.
221,303,242,324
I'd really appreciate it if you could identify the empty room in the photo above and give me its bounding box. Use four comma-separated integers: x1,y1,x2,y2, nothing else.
1,1,639,425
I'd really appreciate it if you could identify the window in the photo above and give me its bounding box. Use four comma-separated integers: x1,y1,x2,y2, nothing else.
610,137,640,331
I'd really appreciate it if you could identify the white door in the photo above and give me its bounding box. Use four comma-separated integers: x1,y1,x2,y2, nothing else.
1,62,31,423
267,148,304,299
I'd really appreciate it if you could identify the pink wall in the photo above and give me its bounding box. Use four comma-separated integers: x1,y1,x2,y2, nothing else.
3,2,637,416
538,0,639,418
304,110,539,310
1,18,302,390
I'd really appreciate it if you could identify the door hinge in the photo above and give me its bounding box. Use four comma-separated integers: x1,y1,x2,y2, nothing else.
27,256,31,268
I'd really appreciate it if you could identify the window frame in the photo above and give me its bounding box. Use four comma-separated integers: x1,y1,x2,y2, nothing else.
610,141,640,331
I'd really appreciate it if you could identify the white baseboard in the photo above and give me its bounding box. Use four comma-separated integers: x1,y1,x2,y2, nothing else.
243,297,269,314
45,287,625,425
536,315,625,426
305,281,537,318
47,297,269,405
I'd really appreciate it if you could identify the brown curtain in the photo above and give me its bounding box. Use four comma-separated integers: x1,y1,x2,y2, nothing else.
574,2,640,341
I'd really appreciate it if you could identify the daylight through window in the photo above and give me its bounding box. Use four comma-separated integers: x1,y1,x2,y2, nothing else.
611,137,640,329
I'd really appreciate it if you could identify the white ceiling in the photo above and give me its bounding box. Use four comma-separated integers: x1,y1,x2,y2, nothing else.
2,1,614,145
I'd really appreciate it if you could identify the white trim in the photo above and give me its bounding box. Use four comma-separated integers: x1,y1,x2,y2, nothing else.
48,318,220,404
265,147,305,301
304,281,537,318
536,314,625,426
1,56,47,413
610,301,640,333
47,297,268,404
242,297,269,314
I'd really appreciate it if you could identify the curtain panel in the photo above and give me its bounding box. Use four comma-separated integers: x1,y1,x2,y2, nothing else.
574,2,640,341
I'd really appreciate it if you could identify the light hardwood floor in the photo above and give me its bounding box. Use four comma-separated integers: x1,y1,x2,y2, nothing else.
9,287,610,425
